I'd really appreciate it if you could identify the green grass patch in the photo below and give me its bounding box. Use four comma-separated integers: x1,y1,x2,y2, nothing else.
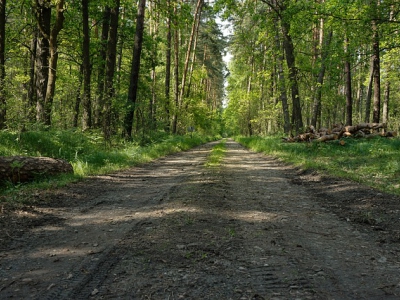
0,129,217,200
204,140,226,167
236,135,400,195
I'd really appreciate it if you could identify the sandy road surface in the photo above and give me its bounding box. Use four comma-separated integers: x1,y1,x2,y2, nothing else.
1,139,400,299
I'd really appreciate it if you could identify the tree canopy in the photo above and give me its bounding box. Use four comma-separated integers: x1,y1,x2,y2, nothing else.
222,0,400,136
0,0,399,139
0,0,227,138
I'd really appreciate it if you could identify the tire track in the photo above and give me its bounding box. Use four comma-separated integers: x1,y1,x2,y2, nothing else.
1,142,217,299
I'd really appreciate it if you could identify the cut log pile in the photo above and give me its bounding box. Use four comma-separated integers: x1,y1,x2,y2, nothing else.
0,156,74,184
283,123,397,143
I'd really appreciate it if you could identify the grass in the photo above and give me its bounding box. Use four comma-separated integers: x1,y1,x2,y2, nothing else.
236,135,400,195
0,129,217,200
204,140,226,167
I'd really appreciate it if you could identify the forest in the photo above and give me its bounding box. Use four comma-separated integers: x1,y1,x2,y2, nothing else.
0,0,399,139
222,0,400,137
0,0,226,139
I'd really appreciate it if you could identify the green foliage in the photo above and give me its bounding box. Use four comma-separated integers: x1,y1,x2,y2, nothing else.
222,0,400,135
237,135,400,195
205,140,226,167
0,129,216,195
1,0,226,139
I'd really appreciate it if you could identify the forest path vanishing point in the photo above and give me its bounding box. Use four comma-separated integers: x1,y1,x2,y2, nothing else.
1,139,400,299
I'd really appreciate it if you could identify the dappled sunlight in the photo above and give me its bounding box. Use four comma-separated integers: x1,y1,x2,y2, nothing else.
2,203,287,283
319,181,365,194
223,162,286,172
130,206,201,220
226,210,279,222
31,225,65,232
6,139,383,299
29,246,91,260
66,209,135,226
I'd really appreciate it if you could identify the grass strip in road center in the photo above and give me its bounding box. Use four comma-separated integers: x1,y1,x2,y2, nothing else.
204,140,226,168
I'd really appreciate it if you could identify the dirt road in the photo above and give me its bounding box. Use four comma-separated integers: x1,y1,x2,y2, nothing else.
1,139,400,299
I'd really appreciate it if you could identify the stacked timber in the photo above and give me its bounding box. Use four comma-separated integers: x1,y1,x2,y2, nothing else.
283,123,397,143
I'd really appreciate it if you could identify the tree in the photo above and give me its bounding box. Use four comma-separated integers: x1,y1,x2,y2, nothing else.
123,0,146,138
34,0,51,124
310,21,333,129
27,29,38,123
81,0,92,130
258,0,303,133
164,0,172,132
220,0,400,135
31,0,65,126
371,0,380,124
179,0,203,106
364,62,373,123
171,2,179,134
0,0,5,129
0,0,225,135
382,81,389,125
273,17,290,134
94,6,111,127
280,6,303,133
103,0,120,140
44,0,65,125
344,36,353,126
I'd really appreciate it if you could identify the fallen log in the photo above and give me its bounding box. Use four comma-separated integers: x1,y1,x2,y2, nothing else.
344,123,386,134
284,123,392,143
315,132,343,142
0,156,74,184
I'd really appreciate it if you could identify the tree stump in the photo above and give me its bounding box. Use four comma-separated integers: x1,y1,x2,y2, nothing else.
0,156,74,184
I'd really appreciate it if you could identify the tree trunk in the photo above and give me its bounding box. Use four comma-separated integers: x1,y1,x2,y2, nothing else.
186,12,201,99
116,6,125,90
150,68,156,129
44,0,65,126
34,0,51,124
382,81,389,125
247,72,253,136
73,64,83,128
0,0,6,129
0,156,73,184
344,60,352,126
281,18,303,133
172,4,179,134
103,0,120,141
273,19,290,134
81,0,92,130
260,44,267,134
164,0,171,132
123,0,146,138
94,6,111,128
149,1,159,131
179,0,203,103
311,29,332,128
27,30,38,122
365,63,373,123
372,16,380,124
356,64,364,123
344,36,352,126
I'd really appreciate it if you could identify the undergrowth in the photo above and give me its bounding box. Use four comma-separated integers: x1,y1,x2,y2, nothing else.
236,135,400,195
0,129,217,199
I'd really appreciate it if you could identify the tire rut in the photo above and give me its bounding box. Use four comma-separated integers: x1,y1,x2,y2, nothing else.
0,142,217,300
